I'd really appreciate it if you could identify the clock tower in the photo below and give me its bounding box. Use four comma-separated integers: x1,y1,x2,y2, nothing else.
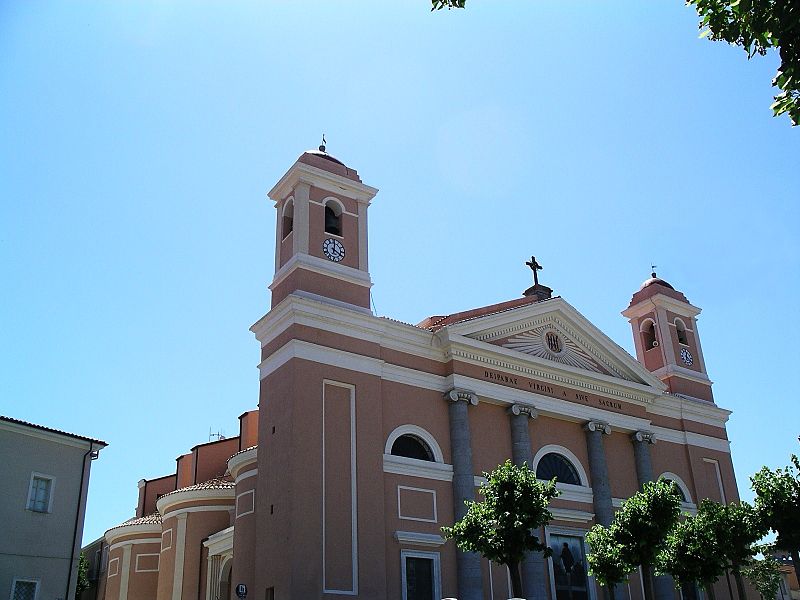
267,145,378,311
621,272,714,402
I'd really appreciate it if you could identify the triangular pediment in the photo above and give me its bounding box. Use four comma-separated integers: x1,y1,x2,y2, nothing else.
442,298,666,391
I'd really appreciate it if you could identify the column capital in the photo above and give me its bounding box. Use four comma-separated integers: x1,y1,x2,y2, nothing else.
445,389,479,406
631,430,656,444
584,420,611,435
508,404,538,419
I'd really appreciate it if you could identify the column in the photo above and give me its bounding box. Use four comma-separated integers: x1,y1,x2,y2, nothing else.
446,389,483,600
583,420,613,526
631,431,675,600
631,430,655,489
508,404,547,600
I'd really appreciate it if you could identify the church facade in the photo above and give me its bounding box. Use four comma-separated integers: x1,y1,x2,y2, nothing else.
97,149,740,600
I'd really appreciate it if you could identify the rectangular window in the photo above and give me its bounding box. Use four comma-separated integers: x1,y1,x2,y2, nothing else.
548,532,594,600
401,551,440,600
12,580,38,600
27,474,53,513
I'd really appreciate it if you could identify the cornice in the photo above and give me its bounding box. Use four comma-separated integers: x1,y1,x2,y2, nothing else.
651,364,713,386
105,522,162,547
445,298,666,391
250,294,445,363
647,394,730,427
622,293,702,320
447,341,660,406
449,373,654,433
156,488,235,516
203,526,234,556
268,161,378,203
0,420,104,451
269,253,372,292
227,447,257,480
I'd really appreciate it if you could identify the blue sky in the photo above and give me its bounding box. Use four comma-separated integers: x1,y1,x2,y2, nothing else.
1,1,797,545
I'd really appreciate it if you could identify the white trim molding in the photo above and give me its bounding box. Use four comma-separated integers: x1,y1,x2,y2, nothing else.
658,472,693,503
26,471,55,514
385,424,445,463
394,531,446,547
156,488,235,515
228,446,257,480
321,380,358,596
400,550,442,600
236,490,255,519
383,454,454,481
134,553,160,573
397,486,437,523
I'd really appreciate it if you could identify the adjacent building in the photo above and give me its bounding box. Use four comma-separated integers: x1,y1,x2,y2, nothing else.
96,148,742,600
1,416,106,600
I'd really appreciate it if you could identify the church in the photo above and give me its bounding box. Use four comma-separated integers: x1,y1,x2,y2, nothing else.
96,148,740,600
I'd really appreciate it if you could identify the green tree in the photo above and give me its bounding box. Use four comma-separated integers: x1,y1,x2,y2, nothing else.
586,481,682,600
441,459,560,598
751,453,800,583
687,0,800,125
586,524,629,600
658,499,731,600
430,0,800,125
611,480,683,600
718,501,768,600
75,553,89,600
742,550,783,600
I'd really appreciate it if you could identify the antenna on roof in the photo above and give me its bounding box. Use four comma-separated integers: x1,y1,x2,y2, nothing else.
319,134,327,153
208,427,226,442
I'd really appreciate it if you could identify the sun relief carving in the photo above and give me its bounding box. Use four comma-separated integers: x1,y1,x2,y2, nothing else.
500,325,607,373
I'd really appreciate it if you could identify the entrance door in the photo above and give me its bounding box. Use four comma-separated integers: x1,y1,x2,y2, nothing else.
550,533,592,600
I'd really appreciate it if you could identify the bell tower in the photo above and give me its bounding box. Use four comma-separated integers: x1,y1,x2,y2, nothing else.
268,144,378,311
621,271,714,402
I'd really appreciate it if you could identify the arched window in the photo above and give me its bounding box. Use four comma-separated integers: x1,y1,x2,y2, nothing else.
675,318,688,345
536,453,581,486
282,199,294,239
659,473,691,503
641,319,658,350
324,200,342,236
390,434,434,462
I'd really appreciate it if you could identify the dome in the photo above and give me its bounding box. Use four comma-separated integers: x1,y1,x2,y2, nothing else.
639,274,674,291
304,149,346,167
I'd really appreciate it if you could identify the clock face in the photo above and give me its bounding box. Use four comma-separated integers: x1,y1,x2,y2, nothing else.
322,238,345,262
680,348,694,366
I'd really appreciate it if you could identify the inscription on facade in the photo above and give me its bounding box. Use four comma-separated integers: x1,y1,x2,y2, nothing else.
483,369,624,412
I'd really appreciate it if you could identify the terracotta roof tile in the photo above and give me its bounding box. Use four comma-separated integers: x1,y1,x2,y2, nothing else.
0,415,107,446
107,512,162,532
419,296,557,332
159,477,234,499
229,445,257,460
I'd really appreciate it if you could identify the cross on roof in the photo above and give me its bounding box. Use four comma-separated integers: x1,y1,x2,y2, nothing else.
525,256,543,286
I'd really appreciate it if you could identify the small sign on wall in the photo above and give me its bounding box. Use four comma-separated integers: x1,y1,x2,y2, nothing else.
235,584,247,599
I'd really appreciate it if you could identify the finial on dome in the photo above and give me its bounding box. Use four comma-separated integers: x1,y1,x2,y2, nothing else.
651,264,657,278
319,134,327,153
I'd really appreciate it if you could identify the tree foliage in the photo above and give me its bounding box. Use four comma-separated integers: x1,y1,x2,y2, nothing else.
75,553,89,600
586,480,682,600
658,500,732,600
430,0,800,125
441,459,559,598
687,0,800,125
742,550,784,600
585,524,630,590
751,454,800,581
